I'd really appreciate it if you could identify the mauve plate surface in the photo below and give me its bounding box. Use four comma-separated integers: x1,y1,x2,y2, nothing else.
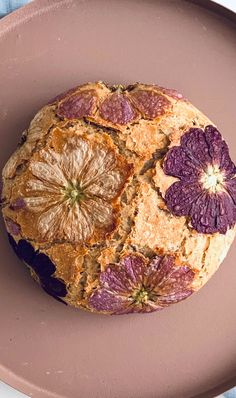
0,1,236,397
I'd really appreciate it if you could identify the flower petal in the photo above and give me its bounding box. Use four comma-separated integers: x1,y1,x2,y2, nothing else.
25,195,61,212
121,255,147,287
59,139,93,183
17,239,36,265
201,125,236,179
156,265,194,296
82,197,114,229
41,276,67,297
190,191,236,234
146,256,173,288
165,180,202,217
57,90,97,119
80,146,116,188
157,86,185,100
219,141,236,179
30,160,67,188
146,257,194,304
62,203,93,242
90,254,195,314
130,89,171,119
157,289,193,305
37,202,65,240
100,265,135,294
5,218,21,235
180,127,212,169
37,200,93,243
99,93,137,125
85,170,125,201
164,126,236,234
31,253,56,278
183,125,236,178
99,255,149,295
89,289,127,312
89,286,161,314
114,301,162,315
8,234,19,256
163,146,201,181
225,178,236,204
48,85,79,104
27,179,61,194
204,125,224,164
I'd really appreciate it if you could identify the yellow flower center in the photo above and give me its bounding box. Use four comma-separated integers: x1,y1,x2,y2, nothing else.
70,189,80,200
200,165,225,193
133,287,149,304
63,182,85,204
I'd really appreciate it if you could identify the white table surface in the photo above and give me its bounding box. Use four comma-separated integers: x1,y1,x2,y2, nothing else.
0,0,235,397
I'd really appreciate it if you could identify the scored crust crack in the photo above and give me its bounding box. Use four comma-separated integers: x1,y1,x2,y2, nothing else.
2,81,236,314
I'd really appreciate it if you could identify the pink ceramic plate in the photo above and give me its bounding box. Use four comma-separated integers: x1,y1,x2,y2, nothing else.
0,1,236,397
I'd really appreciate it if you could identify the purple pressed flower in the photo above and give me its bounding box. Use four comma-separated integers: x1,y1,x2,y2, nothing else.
57,90,97,119
5,218,21,235
89,254,195,315
17,239,35,265
8,233,19,256
7,234,66,303
41,276,67,298
130,89,171,119
9,197,26,211
163,126,236,234
31,253,56,278
11,239,56,278
99,93,137,125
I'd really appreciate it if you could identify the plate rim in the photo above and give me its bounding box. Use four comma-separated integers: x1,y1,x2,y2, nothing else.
0,0,235,397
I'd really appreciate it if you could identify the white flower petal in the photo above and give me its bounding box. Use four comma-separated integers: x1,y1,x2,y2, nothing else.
62,139,93,183
85,170,124,200
27,179,60,194
81,146,116,188
23,136,125,242
25,196,60,211
37,202,65,239
30,160,67,188
82,197,114,228
62,203,93,242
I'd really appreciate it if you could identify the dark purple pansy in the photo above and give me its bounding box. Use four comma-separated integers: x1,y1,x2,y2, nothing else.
99,93,137,125
8,233,19,256
9,237,56,278
89,254,194,315
163,125,236,234
130,89,171,119
41,276,67,298
57,89,97,119
17,239,35,265
41,275,67,304
31,253,56,278
7,234,66,303
42,287,67,305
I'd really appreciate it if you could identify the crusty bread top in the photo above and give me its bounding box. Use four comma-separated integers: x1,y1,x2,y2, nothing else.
2,82,236,314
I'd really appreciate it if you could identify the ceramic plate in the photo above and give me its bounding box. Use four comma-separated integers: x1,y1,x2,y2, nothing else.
0,1,236,397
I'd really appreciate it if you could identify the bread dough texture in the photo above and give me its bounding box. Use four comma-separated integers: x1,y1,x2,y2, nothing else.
2,82,236,315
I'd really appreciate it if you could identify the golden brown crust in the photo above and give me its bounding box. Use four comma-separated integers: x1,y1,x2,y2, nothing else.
2,81,235,313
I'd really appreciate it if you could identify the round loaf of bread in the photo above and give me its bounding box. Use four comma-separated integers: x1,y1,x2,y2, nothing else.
2,82,236,314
